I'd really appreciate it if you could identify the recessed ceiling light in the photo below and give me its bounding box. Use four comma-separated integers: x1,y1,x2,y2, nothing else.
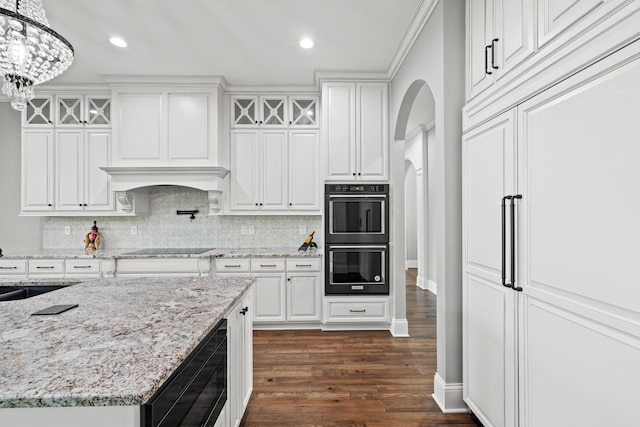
299,38,314,49
109,37,128,48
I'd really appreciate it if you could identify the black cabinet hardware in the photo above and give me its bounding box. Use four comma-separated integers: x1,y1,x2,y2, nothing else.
491,38,499,70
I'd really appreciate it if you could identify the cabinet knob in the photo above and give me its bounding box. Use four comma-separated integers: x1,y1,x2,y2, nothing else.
259,203,263,206
255,203,258,206
287,277,291,281
352,173,356,176
358,173,361,176
240,307,249,315
289,203,292,206
289,121,292,125
48,204,52,207
79,204,83,207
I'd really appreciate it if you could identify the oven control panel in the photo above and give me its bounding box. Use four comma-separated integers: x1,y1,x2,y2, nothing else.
325,184,389,194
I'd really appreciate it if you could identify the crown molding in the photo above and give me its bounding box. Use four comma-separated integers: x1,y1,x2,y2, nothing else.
387,0,439,81
100,75,228,90
224,84,319,95
314,70,390,86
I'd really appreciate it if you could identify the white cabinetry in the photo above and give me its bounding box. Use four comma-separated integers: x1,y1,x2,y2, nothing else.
20,93,118,216
322,82,388,181
466,0,535,100
463,42,640,427
231,95,318,128
111,83,222,166
229,129,320,212
230,130,287,211
227,288,253,427
116,258,211,277
216,257,323,328
55,129,113,212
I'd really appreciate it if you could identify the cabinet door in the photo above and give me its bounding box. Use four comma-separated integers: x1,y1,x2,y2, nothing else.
287,274,321,322
357,83,388,180
56,95,83,126
84,130,113,211
260,131,287,210
115,93,162,163
167,93,210,162
537,0,604,48
289,97,318,127
462,111,518,427
21,130,54,211
253,274,286,322
467,0,495,100
240,291,253,411
323,83,356,180
23,97,54,127
260,96,287,127
85,96,111,126
55,130,84,210
517,46,640,427
227,302,242,427
230,130,260,210
494,0,535,78
231,96,259,127
288,130,320,210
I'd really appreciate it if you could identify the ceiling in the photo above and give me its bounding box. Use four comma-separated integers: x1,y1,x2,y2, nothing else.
42,0,425,88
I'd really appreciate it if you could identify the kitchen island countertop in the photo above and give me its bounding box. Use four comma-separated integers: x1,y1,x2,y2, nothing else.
0,276,252,408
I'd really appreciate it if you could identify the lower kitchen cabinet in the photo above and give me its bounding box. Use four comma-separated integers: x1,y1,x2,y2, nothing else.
227,288,253,427
115,258,211,277
0,259,104,279
215,256,323,328
323,296,390,326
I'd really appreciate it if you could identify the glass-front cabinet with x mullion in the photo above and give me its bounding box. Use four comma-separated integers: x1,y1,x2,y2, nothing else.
231,95,318,128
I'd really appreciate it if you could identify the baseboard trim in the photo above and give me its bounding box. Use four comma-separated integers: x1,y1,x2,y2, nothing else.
406,260,418,269
427,279,437,295
432,373,469,413
390,318,409,337
416,274,427,290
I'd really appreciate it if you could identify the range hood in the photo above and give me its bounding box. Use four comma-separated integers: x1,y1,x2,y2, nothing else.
100,166,229,214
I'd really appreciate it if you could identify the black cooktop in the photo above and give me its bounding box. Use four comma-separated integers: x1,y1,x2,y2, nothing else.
123,248,214,255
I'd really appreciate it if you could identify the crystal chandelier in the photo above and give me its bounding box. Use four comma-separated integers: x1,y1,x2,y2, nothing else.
0,0,73,111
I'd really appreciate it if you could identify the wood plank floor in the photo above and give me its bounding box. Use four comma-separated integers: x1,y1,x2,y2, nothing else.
240,269,483,427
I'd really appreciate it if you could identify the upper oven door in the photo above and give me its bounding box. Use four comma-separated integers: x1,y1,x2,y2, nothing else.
326,195,388,243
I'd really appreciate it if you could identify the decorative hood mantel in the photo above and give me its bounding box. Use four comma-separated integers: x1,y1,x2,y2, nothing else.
100,166,229,214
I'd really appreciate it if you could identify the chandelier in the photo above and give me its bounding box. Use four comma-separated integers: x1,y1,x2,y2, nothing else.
0,0,73,111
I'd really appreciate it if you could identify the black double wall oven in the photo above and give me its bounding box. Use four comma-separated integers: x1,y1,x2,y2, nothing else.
325,184,389,295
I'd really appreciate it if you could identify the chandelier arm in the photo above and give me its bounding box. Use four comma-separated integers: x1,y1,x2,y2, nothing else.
0,7,75,54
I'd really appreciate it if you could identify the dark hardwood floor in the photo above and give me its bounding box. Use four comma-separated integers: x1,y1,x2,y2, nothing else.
240,269,483,427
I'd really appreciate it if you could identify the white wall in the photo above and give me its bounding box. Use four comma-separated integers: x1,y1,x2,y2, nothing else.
404,161,418,267
390,0,466,411
0,103,42,252
427,126,437,292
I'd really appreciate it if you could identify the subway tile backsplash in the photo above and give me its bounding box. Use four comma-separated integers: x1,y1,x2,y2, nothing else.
43,186,322,250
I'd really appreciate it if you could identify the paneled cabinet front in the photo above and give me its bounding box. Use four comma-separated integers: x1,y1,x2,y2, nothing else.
229,130,320,212
112,87,220,166
322,82,388,181
231,95,318,128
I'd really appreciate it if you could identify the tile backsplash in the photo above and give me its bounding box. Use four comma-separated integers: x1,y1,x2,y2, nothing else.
43,186,322,249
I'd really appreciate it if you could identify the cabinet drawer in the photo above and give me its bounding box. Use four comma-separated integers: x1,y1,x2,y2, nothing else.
117,258,200,274
215,258,251,274
286,258,321,272
324,298,389,323
29,259,64,274
0,260,28,274
65,259,101,274
251,258,285,272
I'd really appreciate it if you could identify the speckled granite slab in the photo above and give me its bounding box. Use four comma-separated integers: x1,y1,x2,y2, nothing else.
0,276,252,408
1,247,322,259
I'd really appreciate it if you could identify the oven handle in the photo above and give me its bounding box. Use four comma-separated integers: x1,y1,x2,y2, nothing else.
328,245,387,250
327,194,387,200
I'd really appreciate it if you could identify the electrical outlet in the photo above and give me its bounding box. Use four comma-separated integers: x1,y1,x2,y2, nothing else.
64,226,71,235
131,226,138,235
241,226,247,235
248,225,254,235
299,225,306,235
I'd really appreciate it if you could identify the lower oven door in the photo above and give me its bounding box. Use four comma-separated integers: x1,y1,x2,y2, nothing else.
326,245,389,295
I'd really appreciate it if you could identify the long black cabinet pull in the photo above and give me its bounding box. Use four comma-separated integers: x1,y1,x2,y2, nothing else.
491,38,499,70
502,196,512,288
485,45,493,75
510,195,523,291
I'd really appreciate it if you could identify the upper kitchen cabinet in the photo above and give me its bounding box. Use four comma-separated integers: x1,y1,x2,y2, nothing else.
109,78,223,167
466,0,535,100
55,94,111,127
231,95,319,128
22,96,54,127
322,82,388,181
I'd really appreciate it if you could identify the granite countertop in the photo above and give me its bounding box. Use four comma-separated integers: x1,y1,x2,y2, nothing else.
0,276,252,408
1,247,322,259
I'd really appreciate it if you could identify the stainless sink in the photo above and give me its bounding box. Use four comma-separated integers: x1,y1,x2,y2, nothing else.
0,285,67,301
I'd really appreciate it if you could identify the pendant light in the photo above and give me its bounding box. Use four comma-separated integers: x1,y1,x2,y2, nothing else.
0,0,74,111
